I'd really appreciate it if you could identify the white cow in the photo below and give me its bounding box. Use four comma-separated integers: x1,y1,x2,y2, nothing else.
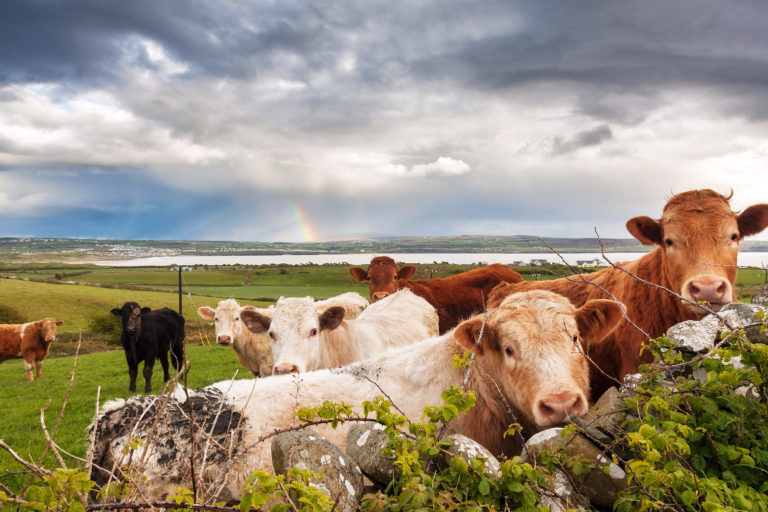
90,290,623,501
197,299,275,377
197,293,369,377
241,289,439,374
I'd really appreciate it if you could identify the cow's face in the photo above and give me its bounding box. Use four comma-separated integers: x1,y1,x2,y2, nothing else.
241,297,344,374
197,299,245,346
455,290,623,427
111,302,146,334
626,189,768,315
349,256,416,302
40,318,63,343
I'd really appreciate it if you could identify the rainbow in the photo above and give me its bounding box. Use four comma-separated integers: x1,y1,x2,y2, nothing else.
291,202,319,242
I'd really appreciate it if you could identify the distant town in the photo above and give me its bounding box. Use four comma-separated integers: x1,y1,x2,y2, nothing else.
0,236,766,263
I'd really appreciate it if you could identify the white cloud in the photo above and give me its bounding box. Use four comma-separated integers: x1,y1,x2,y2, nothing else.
410,156,470,177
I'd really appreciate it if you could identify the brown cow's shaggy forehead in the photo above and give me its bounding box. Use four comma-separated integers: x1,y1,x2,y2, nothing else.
661,189,738,243
662,189,735,220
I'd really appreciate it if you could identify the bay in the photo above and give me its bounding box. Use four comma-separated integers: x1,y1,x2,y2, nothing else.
97,251,768,268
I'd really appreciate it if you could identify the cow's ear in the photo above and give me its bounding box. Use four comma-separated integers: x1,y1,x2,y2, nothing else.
576,299,624,345
111,308,122,317
241,310,272,334
454,317,486,356
56,321,63,326
397,265,416,280
197,307,215,320
737,204,768,238
626,216,663,246
141,307,152,314
319,306,345,331
349,267,369,283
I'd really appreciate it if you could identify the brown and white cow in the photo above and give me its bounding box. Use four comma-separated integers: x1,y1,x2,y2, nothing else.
489,189,768,400
89,290,623,501
197,293,368,377
241,289,437,374
349,258,523,333
0,318,64,381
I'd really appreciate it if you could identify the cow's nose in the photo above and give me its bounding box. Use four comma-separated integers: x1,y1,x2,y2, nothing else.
217,335,232,345
537,393,585,425
372,292,390,302
688,278,730,304
273,363,299,375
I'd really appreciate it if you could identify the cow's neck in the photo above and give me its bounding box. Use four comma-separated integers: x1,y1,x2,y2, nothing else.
316,321,361,370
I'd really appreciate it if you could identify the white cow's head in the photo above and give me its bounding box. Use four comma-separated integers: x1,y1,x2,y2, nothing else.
241,296,345,374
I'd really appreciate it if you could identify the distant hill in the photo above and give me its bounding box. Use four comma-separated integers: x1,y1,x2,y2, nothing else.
0,236,766,262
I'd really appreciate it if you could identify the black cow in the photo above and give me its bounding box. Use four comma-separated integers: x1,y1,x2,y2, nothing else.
111,302,185,392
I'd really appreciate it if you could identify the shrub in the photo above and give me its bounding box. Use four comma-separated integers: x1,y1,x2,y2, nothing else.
0,303,26,323
86,312,122,344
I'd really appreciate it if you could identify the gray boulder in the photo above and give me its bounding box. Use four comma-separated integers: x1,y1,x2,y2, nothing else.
718,303,768,344
441,434,502,479
667,317,719,353
521,428,628,509
272,429,363,512
752,285,768,308
579,387,627,439
540,469,590,512
346,423,397,486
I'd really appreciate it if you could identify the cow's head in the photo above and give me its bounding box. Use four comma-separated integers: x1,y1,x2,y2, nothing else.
455,290,623,427
39,318,64,344
197,299,248,346
626,189,768,315
111,302,150,334
241,297,345,375
349,256,416,302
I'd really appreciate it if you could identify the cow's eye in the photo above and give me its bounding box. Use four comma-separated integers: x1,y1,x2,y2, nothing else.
504,345,514,357
269,331,276,340
310,328,318,337
730,233,739,242
665,239,673,247
234,317,239,321
214,317,218,322
572,334,578,342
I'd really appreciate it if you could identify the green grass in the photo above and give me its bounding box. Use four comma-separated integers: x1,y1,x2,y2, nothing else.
0,344,253,481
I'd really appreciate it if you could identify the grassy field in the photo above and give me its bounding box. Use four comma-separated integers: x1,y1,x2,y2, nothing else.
0,343,253,484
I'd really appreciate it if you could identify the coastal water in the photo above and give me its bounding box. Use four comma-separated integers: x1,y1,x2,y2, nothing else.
98,251,768,268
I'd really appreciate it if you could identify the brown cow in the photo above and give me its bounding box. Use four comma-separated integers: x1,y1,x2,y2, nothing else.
0,318,64,381
488,189,768,400
350,258,523,333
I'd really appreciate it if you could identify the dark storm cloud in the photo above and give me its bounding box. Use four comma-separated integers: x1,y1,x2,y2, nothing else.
552,125,613,155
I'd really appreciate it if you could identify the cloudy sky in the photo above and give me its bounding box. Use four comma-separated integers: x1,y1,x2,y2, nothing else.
1,1,767,242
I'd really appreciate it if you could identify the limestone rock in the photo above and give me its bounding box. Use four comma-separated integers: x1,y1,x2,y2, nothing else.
442,434,502,479
667,317,719,353
540,469,590,512
752,285,768,308
580,387,626,439
521,428,627,509
345,423,397,486
717,303,768,344
272,429,363,512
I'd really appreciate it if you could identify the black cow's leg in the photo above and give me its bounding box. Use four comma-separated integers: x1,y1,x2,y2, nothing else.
143,358,154,393
127,360,138,392
159,351,170,382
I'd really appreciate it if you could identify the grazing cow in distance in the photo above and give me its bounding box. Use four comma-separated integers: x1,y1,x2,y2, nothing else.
0,318,64,381
111,303,185,393
349,258,523,333
89,290,623,500
241,289,437,374
196,293,368,377
489,189,768,400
